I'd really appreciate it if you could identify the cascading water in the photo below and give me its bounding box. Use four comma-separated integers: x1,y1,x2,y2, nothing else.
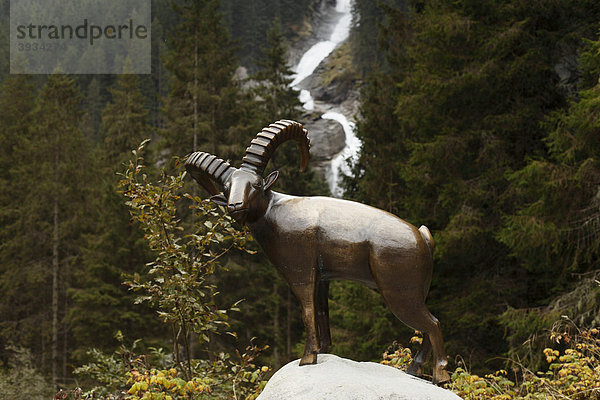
321,112,360,197
291,0,360,197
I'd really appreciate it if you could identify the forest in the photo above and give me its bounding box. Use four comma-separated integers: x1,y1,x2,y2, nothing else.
1,0,600,398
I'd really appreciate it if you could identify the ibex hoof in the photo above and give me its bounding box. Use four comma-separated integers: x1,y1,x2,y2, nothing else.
299,352,318,366
432,369,451,386
406,362,423,377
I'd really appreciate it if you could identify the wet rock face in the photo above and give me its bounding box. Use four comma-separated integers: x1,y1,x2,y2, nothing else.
554,43,579,96
286,0,361,191
305,117,345,161
288,0,340,68
306,56,359,106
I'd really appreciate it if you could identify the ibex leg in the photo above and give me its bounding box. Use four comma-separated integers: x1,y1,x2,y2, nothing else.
387,299,449,384
406,335,431,377
316,280,331,353
374,280,450,384
290,281,319,365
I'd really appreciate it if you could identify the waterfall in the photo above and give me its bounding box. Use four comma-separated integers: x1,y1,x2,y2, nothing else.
291,0,360,197
321,112,360,197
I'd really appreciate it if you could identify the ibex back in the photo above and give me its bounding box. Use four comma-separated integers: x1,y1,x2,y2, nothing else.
185,120,450,384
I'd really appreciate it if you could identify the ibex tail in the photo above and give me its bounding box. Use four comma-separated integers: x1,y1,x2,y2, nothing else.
418,225,435,252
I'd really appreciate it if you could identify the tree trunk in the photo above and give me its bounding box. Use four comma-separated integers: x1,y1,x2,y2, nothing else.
273,282,280,368
41,310,46,371
51,142,60,389
63,287,68,385
193,24,198,151
286,289,292,362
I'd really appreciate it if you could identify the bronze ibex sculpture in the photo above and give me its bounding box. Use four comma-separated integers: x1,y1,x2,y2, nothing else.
185,120,450,383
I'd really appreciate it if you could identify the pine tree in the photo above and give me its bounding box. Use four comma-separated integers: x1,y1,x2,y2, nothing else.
82,78,105,143
497,28,600,363
0,74,36,354
0,23,9,83
251,18,327,196
345,0,600,370
253,18,300,123
161,0,248,161
102,70,150,166
68,72,162,362
349,0,407,76
145,16,170,133
4,73,93,388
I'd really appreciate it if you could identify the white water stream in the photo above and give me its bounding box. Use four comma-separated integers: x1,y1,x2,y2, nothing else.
290,0,361,197
322,111,360,197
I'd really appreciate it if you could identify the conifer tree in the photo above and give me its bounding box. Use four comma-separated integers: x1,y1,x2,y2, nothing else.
68,71,161,362
0,74,36,352
161,0,247,161
253,18,300,123
251,18,327,197
145,17,170,132
0,23,9,83
497,29,600,359
4,73,93,388
345,0,600,369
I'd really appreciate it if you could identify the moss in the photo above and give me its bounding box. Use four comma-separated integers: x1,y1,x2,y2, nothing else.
321,42,359,88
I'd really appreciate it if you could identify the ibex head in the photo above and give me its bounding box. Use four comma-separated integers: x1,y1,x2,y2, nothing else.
185,120,310,224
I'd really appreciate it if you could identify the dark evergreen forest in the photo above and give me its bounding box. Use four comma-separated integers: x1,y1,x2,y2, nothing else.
1,0,600,398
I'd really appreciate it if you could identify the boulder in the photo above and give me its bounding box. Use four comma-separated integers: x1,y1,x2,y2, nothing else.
304,117,345,161
257,354,461,400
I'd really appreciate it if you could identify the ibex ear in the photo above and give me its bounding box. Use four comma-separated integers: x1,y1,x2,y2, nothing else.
210,193,228,206
264,170,279,191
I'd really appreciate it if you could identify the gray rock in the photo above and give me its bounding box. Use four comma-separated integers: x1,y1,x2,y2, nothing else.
304,118,345,161
257,354,461,400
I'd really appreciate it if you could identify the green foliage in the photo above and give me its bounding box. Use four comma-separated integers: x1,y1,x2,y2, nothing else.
102,72,151,166
498,30,600,276
67,145,269,399
0,76,36,339
73,335,270,399
221,0,313,69
496,24,600,363
120,142,253,377
161,0,249,160
73,333,146,398
328,281,405,361
4,0,600,390
72,341,269,400
500,273,600,371
124,347,270,400
0,73,95,385
382,324,600,399
448,325,600,399
349,0,407,75
68,72,160,363
346,0,600,370
0,345,53,400
252,18,301,123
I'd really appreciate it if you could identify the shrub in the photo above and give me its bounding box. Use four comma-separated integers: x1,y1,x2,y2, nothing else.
382,324,600,399
63,143,269,399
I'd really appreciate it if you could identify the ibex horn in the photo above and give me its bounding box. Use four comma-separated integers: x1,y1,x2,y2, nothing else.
185,152,236,195
240,120,310,176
